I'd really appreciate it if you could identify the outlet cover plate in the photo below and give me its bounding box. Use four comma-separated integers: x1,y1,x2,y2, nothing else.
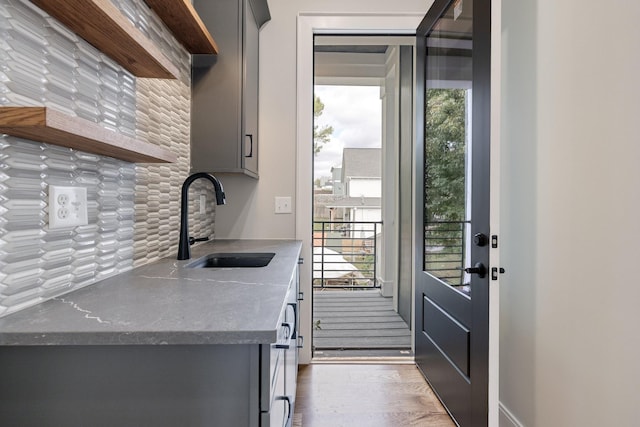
49,185,88,229
275,196,292,214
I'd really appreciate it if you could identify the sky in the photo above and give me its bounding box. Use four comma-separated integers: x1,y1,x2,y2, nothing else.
313,85,382,180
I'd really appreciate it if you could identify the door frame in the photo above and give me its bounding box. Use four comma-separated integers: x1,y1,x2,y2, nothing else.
294,10,500,424
489,2,501,425
296,12,424,366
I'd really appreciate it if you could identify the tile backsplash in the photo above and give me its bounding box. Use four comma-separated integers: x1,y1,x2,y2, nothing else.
0,0,214,316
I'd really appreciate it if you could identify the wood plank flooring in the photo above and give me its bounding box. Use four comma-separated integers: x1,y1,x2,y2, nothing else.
295,364,455,427
313,290,411,350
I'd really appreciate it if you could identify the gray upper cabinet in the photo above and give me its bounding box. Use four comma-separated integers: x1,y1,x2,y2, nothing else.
191,0,270,179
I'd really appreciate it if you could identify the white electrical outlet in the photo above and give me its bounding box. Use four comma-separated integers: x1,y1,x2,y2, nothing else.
275,196,292,214
49,186,88,229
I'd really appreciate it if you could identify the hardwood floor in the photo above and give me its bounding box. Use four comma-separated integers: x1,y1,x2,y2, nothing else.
295,364,456,427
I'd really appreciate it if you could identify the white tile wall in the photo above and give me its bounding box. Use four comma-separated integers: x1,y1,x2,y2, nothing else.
0,0,215,317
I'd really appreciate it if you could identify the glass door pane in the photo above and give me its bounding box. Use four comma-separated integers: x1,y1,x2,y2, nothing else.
423,0,474,294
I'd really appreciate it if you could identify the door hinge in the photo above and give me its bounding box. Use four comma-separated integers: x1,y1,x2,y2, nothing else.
491,267,505,280
491,235,498,248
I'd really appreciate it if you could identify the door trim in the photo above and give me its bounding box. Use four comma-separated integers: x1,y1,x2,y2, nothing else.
489,1,501,425
295,12,424,365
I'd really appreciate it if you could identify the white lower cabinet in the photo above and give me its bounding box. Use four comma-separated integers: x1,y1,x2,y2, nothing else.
261,272,299,426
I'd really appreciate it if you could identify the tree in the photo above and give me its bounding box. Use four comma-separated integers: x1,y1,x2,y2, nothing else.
314,95,333,155
425,88,466,223
424,89,467,284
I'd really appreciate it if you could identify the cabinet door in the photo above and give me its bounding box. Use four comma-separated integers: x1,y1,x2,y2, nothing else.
191,0,243,174
267,379,288,427
261,334,289,426
242,0,259,176
261,397,288,427
284,286,298,404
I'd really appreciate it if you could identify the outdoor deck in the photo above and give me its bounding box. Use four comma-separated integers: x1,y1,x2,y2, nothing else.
313,290,412,357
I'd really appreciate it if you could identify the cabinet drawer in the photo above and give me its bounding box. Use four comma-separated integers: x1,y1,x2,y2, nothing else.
284,292,298,405
261,347,292,427
260,266,299,426
260,357,289,427
260,396,291,427
261,297,293,412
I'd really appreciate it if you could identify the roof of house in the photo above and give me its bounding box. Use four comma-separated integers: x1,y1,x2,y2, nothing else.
341,148,381,180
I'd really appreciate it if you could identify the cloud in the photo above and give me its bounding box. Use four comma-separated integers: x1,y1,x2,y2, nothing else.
314,85,381,178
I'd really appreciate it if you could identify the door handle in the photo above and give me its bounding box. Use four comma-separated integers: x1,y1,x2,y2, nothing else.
464,262,487,278
245,134,253,158
276,322,294,349
276,396,293,427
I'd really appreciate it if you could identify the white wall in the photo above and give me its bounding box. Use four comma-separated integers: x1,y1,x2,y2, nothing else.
500,0,640,425
348,178,382,197
213,0,427,239
353,207,382,223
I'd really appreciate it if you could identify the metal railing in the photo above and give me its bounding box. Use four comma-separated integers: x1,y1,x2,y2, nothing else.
424,220,469,286
313,221,382,289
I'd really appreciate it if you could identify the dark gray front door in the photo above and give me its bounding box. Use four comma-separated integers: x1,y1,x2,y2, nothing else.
414,0,491,426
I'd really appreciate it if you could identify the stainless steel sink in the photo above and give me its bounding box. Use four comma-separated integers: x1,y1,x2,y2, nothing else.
186,252,275,268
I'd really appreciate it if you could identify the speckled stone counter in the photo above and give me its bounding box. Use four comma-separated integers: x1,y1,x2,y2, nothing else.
0,240,302,346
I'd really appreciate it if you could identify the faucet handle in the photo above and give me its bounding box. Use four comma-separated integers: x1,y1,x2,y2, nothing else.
188,236,210,246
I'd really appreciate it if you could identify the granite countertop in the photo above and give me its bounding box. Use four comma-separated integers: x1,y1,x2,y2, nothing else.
0,240,302,346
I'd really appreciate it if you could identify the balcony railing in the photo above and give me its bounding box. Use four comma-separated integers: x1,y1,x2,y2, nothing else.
313,221,382,289
424,220,469,286
313,220,467,289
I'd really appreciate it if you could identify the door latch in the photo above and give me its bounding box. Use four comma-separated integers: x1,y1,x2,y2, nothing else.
491,267,505,280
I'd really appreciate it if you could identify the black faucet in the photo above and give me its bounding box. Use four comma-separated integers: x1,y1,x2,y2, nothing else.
177,172,226,260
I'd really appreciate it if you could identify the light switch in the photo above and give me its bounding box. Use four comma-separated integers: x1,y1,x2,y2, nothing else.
275,196,292,214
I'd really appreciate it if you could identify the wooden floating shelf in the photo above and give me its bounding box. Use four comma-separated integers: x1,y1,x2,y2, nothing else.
144,0,219,54
30,0,180,79
0,107,177,164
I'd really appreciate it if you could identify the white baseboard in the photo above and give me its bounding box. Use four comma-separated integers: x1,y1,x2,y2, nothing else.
499,402,524,427
378,279,394,297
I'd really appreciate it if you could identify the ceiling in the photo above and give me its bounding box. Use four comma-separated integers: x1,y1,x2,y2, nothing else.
313,36,414,86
